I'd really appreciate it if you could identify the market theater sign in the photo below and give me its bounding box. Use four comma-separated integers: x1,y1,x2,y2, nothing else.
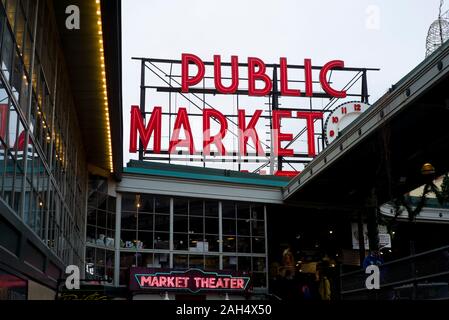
130,268,250,293
129,54,348,160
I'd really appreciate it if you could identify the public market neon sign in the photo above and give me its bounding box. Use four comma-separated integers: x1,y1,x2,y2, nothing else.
131,268,250,293
129,54,348,160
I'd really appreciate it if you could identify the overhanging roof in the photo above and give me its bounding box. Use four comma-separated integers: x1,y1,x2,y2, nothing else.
125,160,290,188
283,40,449,208
52,0,123,178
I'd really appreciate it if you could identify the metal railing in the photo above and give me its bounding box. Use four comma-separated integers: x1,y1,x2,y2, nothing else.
340,245,449,300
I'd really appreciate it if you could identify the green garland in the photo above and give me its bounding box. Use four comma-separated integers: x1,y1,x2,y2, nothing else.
387,174,449,232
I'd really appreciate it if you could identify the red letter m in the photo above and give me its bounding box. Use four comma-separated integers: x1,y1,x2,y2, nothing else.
129,105,162,153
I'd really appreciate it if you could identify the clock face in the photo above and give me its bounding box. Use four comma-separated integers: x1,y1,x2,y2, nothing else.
324,101,370,145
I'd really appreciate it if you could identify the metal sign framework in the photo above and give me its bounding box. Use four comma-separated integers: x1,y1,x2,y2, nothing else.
132,56,379,174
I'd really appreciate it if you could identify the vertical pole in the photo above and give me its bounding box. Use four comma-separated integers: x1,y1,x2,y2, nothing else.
410,220,417,300
139,60,146,161
114,193,122,286
272,67,281,172
219,201,223,270
168,63,173,164
358,212,366,267
366,189,379,252
169,197,174,269
264,205,269,293
361,70,369,104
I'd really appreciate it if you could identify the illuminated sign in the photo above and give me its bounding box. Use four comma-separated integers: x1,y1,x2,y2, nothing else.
131,54,376,175
180,54,347,98
130,268,250,293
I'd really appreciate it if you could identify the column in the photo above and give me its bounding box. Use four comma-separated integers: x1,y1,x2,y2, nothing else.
114,193,122,287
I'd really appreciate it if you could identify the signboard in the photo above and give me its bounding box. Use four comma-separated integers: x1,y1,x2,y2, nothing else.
130,268,250,294
351,222,369,250
130,54,376,175
351,223,392,250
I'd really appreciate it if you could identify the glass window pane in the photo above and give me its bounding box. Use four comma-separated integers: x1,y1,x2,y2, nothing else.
204,200,218,217
155,196,170,214
189,255,203,269
188,233,204,252
86,225,95,244
189,199,203,216
251,205,264,220
237,236,251,253
122,193,139,212
154,214,169,232
174,215,188,233
97,210,106,228
252,237,265,254
1,22,14,81
138,231,153,250
173,254,188,269
238,256,251,271
252,257,266,272
223,256,237,271
140,194,153,213
154,232,169,250
223,236,236,252
137,253,154,268
205,235,219,252
138,213,153,231
98,193,107,211
154,253,169,268
251,219,265,237
189,216,203,234
204,256,219,270
222,219,236,236
174,233,188,251
121,211,137,230
205,217,218,235
222,201,235,218
236,203,250,219
120,252,136,285
121,230,137,248
174,197,188,215
237,219,250,236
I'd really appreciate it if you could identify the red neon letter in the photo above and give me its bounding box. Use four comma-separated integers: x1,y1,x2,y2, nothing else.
272,110,293,157
248,57,272,96
129,105,161,153
319,60,347,98
181,53,205,93
238,109,263,156
203,109,228,155
280,57,300,96
297,111,323,157
169,107,196,154
214,55,239,94
304,58,313,97
140,276,152,287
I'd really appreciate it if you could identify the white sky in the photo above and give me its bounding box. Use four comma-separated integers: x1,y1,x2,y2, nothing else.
121,0,442,170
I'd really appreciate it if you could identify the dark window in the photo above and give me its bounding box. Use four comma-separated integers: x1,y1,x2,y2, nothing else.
189,199,203,216
174,233,188,251
174,215,188,233
222,201,235,218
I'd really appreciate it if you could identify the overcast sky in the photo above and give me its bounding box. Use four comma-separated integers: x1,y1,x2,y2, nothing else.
121,0,442,170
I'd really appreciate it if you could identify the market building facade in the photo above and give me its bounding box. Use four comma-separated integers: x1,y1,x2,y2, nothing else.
0,0,122,299
2,0,449,301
